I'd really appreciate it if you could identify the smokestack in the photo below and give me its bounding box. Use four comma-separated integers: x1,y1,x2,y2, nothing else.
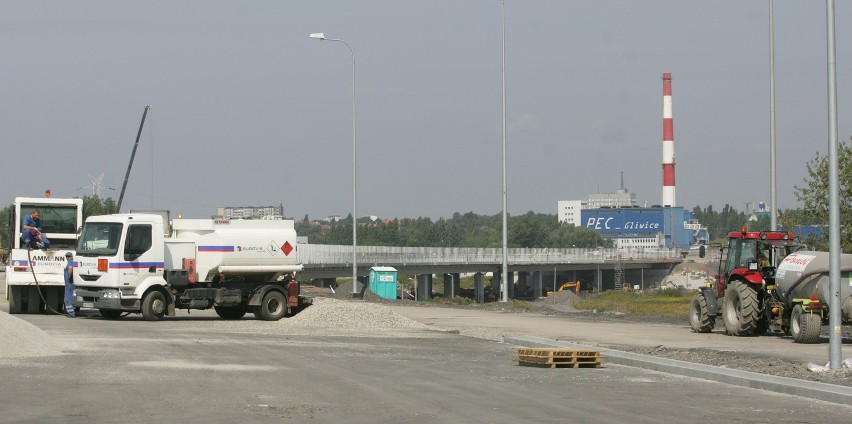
661,73,676,207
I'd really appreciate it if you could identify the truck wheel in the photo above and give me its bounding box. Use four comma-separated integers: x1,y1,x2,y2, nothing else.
721,281,759,336
99,309,122,319
214,305,247,320
257,291,287,321
141,291,166,321
790,304,821,344
689,293,714,333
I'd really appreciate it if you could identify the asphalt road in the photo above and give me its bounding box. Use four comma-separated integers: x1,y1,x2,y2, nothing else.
0,305,851,422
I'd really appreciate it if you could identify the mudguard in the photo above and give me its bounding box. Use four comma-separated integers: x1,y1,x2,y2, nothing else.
699,286,719,316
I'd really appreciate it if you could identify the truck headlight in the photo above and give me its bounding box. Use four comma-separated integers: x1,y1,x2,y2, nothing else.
101,291,120,299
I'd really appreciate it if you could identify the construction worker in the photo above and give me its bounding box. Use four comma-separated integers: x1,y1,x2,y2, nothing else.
22,209,50,248
64,251,75,317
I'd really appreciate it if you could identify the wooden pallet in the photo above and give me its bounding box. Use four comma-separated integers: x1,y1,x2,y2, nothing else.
515,347,604,368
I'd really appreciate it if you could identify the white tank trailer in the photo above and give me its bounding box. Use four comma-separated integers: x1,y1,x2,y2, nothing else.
773,251,852,343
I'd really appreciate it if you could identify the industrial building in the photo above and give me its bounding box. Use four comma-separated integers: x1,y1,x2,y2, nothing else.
557,73,708,250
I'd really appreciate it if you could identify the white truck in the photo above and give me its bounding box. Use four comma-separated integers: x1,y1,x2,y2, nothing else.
72,212,307,321
5,196,84,314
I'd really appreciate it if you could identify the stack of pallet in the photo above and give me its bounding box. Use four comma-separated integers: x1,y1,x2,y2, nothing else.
515,347,604,368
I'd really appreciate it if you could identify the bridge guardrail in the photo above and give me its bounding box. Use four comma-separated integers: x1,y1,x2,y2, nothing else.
298,245,682,266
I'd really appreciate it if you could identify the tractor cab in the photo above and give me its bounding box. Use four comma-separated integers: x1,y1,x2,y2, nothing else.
717,229,800,296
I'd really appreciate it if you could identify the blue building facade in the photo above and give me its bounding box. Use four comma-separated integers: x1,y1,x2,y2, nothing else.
581,206,693,249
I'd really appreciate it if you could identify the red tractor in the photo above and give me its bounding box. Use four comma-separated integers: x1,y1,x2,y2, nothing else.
690,228,801,335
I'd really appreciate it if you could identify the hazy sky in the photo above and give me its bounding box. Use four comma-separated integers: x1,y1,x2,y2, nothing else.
2,1,850,220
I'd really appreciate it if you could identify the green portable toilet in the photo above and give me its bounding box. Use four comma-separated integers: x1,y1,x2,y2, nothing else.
369,266,398,300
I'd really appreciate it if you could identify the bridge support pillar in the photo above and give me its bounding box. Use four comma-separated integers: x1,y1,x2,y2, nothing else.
492,271,501,299
532,271,543,298
517,272,528,297
474,272,484,303
507,271,515,299
416,274,433,301
595,266,602,293
443,273,455,298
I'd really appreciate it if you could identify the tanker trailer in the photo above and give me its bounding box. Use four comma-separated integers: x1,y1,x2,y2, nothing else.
72,212,305,321
772,251,852,343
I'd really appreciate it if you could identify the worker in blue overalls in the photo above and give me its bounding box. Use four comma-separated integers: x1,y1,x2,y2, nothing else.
64,251,75,317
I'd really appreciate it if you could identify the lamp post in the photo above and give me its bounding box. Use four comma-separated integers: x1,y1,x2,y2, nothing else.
309,32,359,297
500,0,509,303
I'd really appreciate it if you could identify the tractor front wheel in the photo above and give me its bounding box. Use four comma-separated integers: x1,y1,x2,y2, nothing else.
689,293,714,333
721,281,760,336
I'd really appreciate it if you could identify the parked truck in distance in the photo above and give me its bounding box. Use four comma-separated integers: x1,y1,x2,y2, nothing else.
72,212,307,321
5,196,83,314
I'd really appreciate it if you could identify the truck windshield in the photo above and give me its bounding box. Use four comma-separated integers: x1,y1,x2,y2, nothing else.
76,222,123,257
20,205,78,234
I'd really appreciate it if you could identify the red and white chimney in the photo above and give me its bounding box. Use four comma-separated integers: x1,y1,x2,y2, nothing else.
661,73,676,207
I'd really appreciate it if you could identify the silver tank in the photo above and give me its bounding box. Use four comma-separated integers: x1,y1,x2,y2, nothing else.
775,251,852,319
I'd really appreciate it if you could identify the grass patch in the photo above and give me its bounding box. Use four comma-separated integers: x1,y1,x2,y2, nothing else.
572,288,692,318
511,299,533,310
426,296,476,306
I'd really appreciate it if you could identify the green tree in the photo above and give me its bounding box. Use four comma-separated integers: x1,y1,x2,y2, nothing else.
0,204,12,249
788,142,852,252
82,195,117,218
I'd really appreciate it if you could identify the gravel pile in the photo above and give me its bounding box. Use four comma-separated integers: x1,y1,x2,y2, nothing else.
0,311,66,359
287,298,428,329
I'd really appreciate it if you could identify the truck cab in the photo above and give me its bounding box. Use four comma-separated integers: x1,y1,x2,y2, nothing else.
73,214,166,319
5,196,83,314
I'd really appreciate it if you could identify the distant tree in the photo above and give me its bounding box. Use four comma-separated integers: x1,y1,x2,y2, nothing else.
788,142,852,252
82,195,117,219
0,204,12,249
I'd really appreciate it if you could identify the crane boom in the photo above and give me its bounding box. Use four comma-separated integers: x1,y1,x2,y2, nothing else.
116,105,150,213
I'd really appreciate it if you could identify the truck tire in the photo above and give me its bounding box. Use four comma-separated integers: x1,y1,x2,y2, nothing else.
141,291,166,321
721,281,759,336
790,304,821,344
99,309,122,319
689,293,714,333
256,291,287,321
214,305,247,320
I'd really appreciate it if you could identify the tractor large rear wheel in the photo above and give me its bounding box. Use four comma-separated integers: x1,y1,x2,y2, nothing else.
689,293,714,333
790,304,821,344
721,281,760,336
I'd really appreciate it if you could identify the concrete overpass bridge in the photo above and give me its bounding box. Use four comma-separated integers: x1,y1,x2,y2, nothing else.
298,245,685,300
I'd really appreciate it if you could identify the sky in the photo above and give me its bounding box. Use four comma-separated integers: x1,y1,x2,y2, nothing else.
2,1,850,220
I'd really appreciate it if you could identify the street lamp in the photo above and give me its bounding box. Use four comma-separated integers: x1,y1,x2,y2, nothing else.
309,32,359,297
500,0,509,302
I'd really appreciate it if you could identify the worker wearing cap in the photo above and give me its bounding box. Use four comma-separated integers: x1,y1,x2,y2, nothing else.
64,252,75,317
